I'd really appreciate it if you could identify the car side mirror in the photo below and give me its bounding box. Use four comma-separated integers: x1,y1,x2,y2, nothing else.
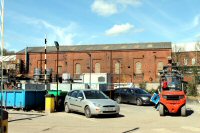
78,97,83,100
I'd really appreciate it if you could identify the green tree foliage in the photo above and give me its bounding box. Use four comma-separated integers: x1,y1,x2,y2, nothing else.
0,48,15,55
139,82,146,89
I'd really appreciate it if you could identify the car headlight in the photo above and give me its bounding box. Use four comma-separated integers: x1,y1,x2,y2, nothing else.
162,95,167,99
141,97,149,100
93,103,101,107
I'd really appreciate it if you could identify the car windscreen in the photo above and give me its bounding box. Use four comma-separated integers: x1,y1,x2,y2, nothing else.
135,89,149,94
84,90,108,99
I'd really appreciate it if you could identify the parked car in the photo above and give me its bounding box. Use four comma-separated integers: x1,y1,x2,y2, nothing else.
64,89,120,118
114,88,152,105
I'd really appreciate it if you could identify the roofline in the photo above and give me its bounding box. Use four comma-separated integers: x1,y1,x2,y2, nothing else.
16,42,172,54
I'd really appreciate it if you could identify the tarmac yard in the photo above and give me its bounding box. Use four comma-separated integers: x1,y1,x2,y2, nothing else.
8,102,200,133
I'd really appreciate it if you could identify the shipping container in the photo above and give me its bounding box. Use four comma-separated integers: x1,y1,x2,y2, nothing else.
0,90,46,109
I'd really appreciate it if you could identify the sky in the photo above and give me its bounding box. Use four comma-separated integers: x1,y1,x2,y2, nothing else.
2,0,200,52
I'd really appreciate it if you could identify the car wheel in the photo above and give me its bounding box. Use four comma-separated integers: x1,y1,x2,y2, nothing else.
181,105,186,117
114,113,119,117
116,97,121,104
84,106,92,118
159,104,165,116
136,98,142,106
65,103,70,113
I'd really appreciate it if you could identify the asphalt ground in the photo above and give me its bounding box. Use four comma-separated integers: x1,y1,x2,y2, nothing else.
7,101,200,133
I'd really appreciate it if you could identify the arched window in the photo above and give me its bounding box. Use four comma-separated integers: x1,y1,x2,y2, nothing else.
115,62,121,74
157,62,163,71
135,62,142,74
184,58,188,65
95,63,100,73
75,63,81,74
192,58,196,65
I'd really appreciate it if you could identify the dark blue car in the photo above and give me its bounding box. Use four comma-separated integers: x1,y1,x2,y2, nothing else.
114,88,152,106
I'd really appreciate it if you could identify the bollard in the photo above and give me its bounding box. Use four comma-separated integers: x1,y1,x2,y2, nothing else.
0,109,8,133
45,94,55,113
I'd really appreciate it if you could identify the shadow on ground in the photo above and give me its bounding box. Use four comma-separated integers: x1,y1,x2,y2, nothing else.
122,127,140,133
164,108,194,117
8,112,46,122
67,111,124,119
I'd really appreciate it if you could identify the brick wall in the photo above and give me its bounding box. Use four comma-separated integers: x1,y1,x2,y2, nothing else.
16,49,171,83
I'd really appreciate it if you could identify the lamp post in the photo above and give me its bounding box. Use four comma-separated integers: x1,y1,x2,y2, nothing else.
87,53,91,89
54,41,59,110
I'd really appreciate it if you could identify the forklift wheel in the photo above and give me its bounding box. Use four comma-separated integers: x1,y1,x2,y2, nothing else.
159,104,165,116
181,105,186,116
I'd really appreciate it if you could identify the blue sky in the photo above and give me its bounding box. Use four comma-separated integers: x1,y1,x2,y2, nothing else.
3,0,200,51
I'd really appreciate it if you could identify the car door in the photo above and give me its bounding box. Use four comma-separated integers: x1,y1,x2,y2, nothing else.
128,89,137,104
69,90,78,110
126,89,135,103
75,91,85,113
121,88,129,103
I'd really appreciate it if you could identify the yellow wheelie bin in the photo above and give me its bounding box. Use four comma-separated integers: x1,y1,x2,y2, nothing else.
45,94,55,113
0,109,8,133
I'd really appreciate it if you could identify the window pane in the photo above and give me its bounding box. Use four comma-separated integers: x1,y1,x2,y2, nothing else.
136,62,142,74
58,66,62,74
71,91,78,98
77,91,83,98
157,62,163,71
95,63,100,73
115,62,121,74
75,63,81,74
192,58,196,65
184,58,188,65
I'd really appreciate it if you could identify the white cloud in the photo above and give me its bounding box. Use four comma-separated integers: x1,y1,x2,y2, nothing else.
193,15,200,27
91,0,117,16
10,13,77,45
117,0,142,6
91,0,142,16
105,23,134,36
172,42,197,52
39,20,76,45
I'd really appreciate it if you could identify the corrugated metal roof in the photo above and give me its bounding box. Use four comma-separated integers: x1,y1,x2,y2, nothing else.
17,42,171,54
0,55,16,62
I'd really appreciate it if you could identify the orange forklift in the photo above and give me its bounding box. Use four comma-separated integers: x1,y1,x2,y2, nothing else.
158,59,187,116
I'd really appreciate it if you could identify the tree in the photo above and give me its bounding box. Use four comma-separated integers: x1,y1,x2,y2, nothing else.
0,48,15,55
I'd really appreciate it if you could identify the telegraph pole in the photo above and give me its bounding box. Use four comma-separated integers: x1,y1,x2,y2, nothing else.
1,0,5,132
44,35,47,90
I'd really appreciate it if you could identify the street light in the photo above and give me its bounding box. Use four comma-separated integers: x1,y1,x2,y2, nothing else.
86,53,91,89
54,41,59,111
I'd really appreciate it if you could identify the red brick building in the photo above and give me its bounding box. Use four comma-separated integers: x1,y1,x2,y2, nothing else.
16,42,172,83
172,51,200,82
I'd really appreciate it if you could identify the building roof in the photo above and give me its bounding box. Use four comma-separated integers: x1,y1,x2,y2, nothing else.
0,55,16,62
17,42,171,54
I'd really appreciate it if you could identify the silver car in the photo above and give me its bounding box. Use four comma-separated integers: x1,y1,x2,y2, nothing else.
64,89,120,118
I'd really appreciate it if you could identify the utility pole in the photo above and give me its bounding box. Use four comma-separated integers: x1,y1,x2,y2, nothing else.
1,0,5,132
44,35,47,90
